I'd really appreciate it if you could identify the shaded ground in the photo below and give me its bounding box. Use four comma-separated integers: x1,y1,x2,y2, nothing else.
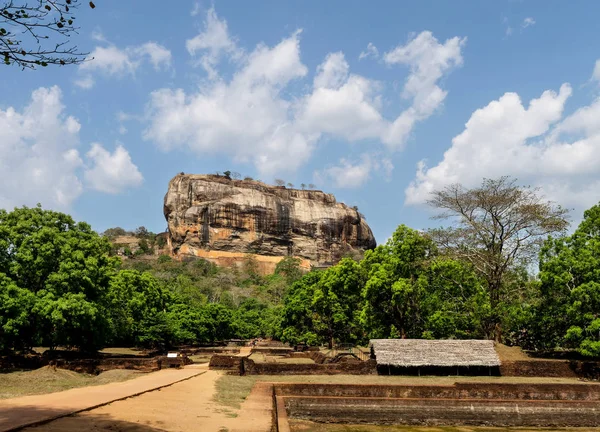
290,421,600,432
0,367,140,399
213,374,589,409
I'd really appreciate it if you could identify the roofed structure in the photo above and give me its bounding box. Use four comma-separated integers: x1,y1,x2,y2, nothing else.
370,339,501,368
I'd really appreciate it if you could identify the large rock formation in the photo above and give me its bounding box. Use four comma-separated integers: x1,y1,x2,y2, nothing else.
163,174,376,273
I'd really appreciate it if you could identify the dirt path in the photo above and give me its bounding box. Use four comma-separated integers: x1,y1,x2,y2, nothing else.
0,366,205,432
18,368,271,432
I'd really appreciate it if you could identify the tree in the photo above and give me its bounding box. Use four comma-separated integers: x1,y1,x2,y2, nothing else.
281,259,364,348
300,183,306,190
536,203,600,356
223,170,232,179
0,205,117,350
102,227,127,239
1,0,96,69
427,177,569,340
308,183,316,190
287,182,294,188
274,179,285,187
134,226,149,238
360,225,488,340
231,171,241,180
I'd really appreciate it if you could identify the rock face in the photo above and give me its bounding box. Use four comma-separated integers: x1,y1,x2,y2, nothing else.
164,174,376,273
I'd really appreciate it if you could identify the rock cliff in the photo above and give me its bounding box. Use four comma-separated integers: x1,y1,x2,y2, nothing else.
163,174,376,272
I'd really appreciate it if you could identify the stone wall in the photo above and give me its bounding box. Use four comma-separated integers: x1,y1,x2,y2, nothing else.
275,382,600,428
241,358,376,375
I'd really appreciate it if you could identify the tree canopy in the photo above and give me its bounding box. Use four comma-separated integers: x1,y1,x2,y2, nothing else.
427,177,569,339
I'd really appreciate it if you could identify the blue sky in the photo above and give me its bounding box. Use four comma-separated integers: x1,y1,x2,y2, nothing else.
2,1,600,243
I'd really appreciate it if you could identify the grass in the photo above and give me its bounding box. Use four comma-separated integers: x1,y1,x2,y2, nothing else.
290,421,600,432
0,366,141,399
212,374,592,410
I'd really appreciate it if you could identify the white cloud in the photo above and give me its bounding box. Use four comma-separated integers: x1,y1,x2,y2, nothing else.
77,41,171,88
506,26,513,36
74,75,95,89
84,144,143,193
0,86,143,211
317,154,393,188
186,7,241,78
405,79,600,214
133,42,172,70
522,17,536,28
145,9,464,177
359,42,379,60
0,86,83,210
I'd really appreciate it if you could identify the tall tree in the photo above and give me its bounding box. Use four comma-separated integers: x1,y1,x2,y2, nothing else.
537,203,600,356
427,177,569,340
1,0,96,69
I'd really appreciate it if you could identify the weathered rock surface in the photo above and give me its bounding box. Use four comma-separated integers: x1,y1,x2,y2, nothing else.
163,174,376,272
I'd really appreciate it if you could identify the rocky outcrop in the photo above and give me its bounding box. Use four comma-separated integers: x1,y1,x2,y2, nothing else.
163,174,376,272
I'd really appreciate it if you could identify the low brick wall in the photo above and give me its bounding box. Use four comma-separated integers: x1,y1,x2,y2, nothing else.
284,396,600,427
241,358,376,375
274,382,600,400
276,382,600,428
500,359,600,379
250,347,293,356
209,354,243,372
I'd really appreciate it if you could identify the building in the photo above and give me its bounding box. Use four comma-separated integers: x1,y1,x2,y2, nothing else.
370,339,501,376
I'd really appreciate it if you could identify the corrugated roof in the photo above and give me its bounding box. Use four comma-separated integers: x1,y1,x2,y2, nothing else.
370,339,501,367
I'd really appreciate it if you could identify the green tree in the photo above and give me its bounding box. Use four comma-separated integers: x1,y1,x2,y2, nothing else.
428,177,569,340
0,205,117,350
281,259,364,348
537,203,600,356
360,225,435,338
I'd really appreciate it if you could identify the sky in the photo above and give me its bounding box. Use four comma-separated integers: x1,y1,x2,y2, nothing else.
2,1,600,244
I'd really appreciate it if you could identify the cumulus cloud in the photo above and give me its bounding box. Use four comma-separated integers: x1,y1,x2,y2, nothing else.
85,144,143,193
186,7,241,78
145,9,464,177
0,86,142,210
316,154,393,188
405,76,600,214
76,41,171,88
359,42,379,60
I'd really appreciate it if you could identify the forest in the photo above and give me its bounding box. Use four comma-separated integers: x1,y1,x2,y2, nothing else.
0,178,598,357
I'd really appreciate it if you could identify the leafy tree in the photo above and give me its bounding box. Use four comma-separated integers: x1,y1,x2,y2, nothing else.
428,177,569,340
360,225,435,338
102,227,128,239
0,205,117,350
300,183,306,190
0,274,36,352
287,182,294,188
274,256,303,285
308,183,316,189
134,226,149,238
281,259,364,348
223,170,232,179
537,203,600,356
1,0,96,69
